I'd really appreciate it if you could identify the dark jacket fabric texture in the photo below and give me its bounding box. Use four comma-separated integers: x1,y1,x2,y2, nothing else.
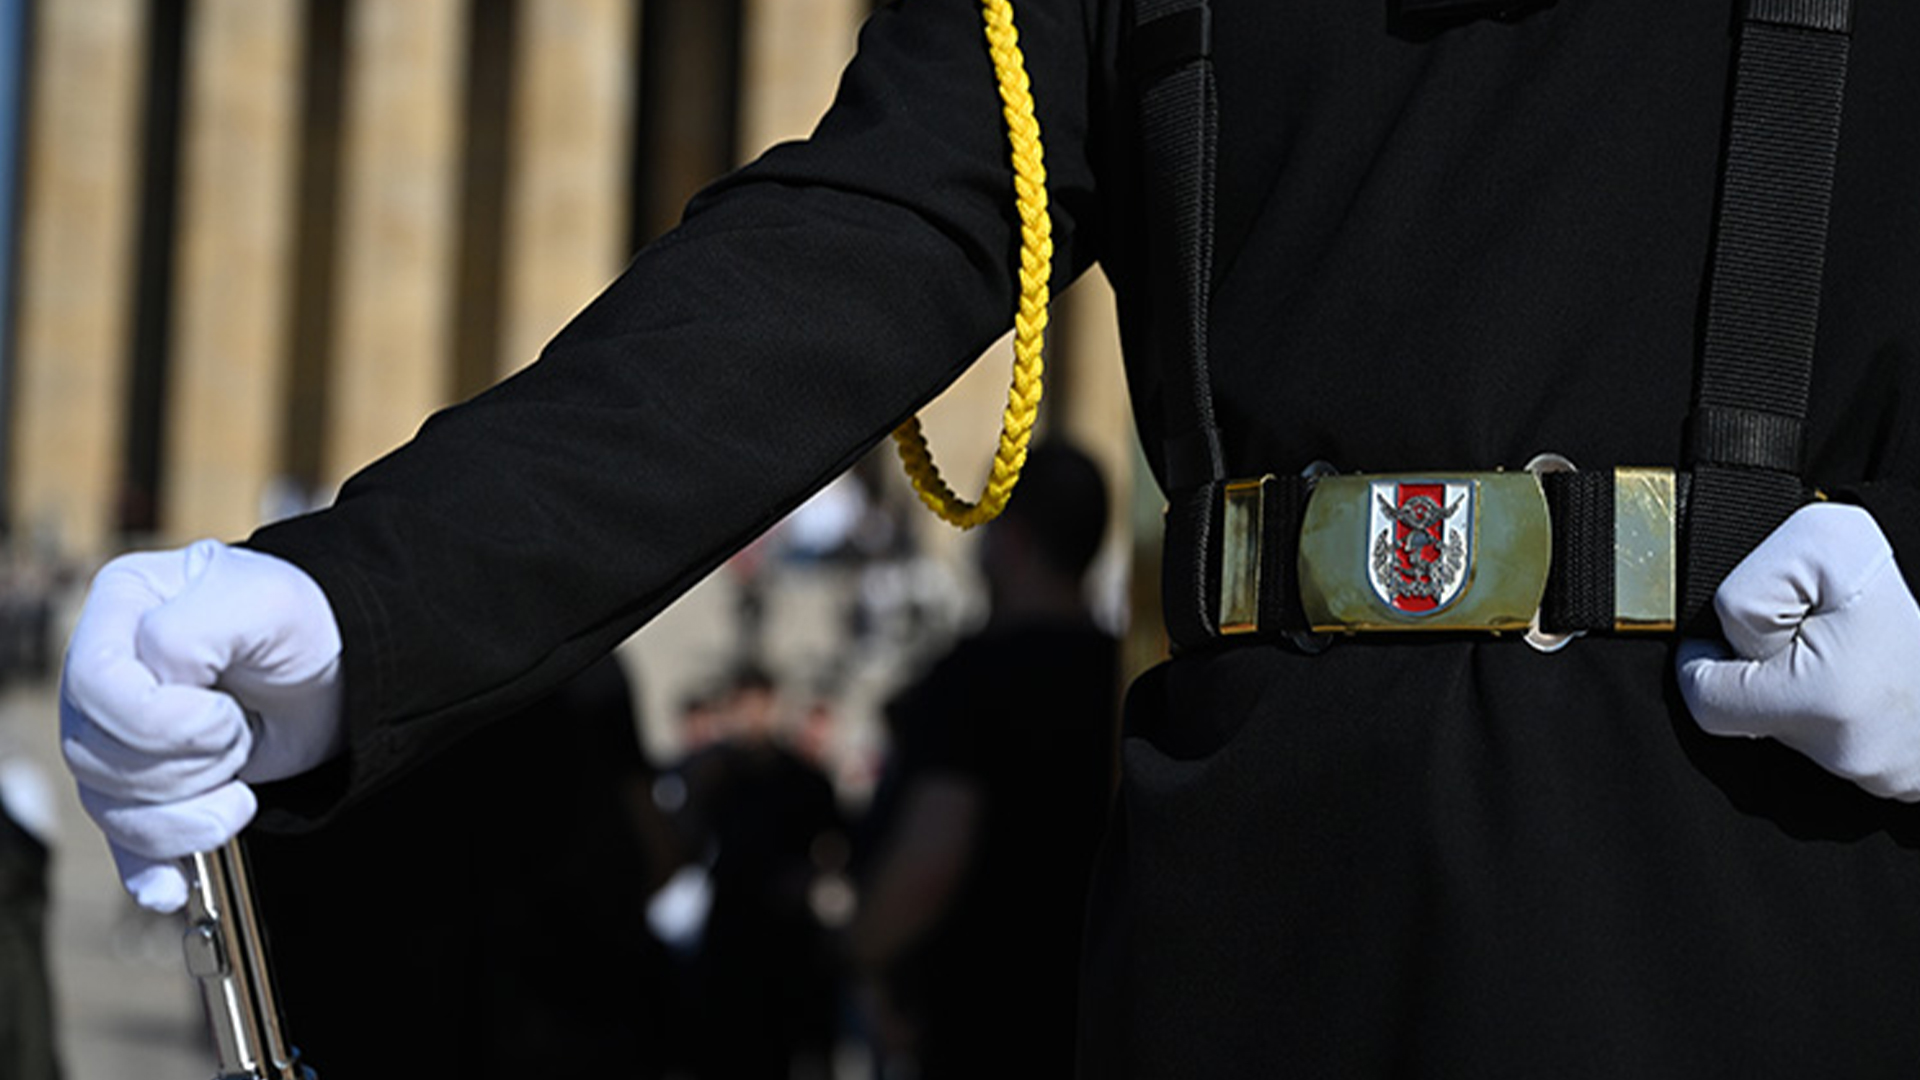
249,1,1920,1075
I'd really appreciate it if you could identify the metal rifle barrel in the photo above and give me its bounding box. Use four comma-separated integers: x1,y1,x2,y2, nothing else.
182,837,316,1080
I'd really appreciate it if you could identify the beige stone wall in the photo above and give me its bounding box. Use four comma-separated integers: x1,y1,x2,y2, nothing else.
739,0,863,157
10,1,146,554
7,0,1139,597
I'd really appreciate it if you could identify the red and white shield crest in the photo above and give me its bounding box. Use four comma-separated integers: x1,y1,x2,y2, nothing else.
1367,480,1474,615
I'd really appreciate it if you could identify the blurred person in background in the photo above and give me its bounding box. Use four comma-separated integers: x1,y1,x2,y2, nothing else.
851,441,1119,1079
0,546,65,688
665,665,845,1079
0,750,60,1080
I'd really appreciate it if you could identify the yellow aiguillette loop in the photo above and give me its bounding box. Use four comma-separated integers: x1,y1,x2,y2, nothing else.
891,0,1052,528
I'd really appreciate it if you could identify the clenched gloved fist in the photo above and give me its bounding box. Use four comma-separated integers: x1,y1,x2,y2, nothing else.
1677,502,1920,802
60,540,344,911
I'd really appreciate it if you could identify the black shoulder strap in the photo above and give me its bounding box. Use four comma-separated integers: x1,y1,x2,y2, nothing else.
1130,0,1222,492
1131,0,1228,647
1680,0,1855,631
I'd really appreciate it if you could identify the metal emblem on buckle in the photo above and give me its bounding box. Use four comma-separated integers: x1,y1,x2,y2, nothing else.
1366,479,1474,616
1299,470,1551,634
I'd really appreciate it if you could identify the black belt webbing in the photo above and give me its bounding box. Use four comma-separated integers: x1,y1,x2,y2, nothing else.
1137,0,1856,650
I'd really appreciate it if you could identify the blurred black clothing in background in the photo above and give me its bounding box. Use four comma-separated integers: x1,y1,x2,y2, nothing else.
249,655,673,1079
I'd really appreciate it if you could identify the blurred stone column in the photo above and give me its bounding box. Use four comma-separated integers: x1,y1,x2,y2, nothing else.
738,0,862,157
10,1,146,556
1054,268,1155,670
162,0,302,542
0,0,25,525
322,0,465,486
496,0,636,377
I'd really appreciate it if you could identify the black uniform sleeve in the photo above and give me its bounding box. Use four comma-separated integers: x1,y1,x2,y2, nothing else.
244,0,1116,828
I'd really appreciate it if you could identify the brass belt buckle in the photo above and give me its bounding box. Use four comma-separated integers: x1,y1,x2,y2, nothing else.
1295,468,1552,636
1218,456,1680,650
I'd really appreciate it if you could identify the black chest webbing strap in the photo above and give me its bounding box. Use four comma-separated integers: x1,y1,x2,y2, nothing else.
1138,0,1857,649
1131,0,1230,648
1680,0,1854,631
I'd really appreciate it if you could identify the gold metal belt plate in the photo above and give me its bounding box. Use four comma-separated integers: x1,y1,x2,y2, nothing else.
1218,465,1677,642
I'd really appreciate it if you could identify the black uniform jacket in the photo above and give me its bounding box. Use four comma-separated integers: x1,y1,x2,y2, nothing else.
250,0,1920,1074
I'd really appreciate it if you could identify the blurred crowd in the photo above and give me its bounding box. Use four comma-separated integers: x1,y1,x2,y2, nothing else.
0,442,1121,1079
229,440,1126,1080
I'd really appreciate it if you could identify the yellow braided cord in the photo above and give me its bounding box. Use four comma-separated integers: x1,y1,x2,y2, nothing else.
891,0,1052,529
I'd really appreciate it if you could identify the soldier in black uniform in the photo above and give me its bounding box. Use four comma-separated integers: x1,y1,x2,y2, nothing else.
58,1,1920,1075
852,441,1119,1078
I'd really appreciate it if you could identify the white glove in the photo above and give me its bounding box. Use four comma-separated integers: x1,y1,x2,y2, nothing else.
60,540,345,911
1676,502,1920,801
